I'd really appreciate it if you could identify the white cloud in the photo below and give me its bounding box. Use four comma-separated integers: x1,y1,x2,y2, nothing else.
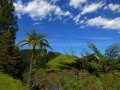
80,20,85,24
81,2,104,15
73,14,81,23
14,0,72,20
69,0,86,8
14,0,24,18
107,3,120,13
86,16,120,31
55,8,71,16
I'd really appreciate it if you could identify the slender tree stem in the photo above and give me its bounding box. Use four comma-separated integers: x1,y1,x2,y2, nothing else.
28,46,35,90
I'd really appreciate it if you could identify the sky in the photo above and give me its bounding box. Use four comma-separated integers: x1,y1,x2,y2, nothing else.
14,0,120,56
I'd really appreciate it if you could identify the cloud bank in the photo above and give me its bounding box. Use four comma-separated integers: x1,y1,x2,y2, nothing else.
69,0,86,8
14,0,72,20
105,3,120,13
81,2,104,15
87,16,120,31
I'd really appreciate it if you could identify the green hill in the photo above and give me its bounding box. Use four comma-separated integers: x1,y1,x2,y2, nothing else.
0,72,28,90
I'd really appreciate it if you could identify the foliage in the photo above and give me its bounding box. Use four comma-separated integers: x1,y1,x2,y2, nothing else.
105,44,120,60
29,69,105,90
0,32,24,78
87,42,120,74
0,72,28,90
17,29,52,89
100,73,120,90
0,0,18,40
35,51,61,68
47,54,78,70
0,0,23,78
20,49,61,69
17,30,51,50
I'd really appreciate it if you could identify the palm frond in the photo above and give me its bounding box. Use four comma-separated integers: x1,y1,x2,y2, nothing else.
24,30,36,39
36,40,42,49
88,42,104,61
81,48,91,57
43,39,52,49
42,42,52,50
19,42,28,48
17,40,27,46
26,36,32,41
31,29,38,38
38,34,46,39
105,43,120,60
23,30,31,36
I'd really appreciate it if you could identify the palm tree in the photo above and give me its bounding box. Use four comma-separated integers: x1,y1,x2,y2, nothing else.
17,29,52,89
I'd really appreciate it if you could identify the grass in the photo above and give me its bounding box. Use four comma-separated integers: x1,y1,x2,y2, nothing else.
47,54,78,70
0,72,28,90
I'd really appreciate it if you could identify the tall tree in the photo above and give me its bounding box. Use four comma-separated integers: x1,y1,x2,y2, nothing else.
0,0,21,77
17,30,52,89
0,0,18,41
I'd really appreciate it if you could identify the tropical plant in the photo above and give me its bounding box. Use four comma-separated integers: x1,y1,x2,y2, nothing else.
17,29,52,89
87,42,120,74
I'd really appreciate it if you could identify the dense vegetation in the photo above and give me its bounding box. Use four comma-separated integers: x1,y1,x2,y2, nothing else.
0,0,120,90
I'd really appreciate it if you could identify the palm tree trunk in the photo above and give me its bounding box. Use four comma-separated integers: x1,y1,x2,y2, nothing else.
28,47,35,90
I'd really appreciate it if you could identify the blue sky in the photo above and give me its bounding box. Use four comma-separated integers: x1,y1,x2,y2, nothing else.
14,0,120,55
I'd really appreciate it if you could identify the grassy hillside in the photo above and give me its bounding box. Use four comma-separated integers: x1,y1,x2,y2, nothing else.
0,72,28,90
47,54,78,70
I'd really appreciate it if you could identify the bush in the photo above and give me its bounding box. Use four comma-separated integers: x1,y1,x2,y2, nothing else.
0,72,28,90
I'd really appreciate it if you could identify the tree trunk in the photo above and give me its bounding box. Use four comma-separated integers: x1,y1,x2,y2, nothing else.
44,85,48,90
76,70,80,80
28,47,35,90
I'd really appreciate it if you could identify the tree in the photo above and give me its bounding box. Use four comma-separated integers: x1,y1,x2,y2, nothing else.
0,0,21,77
0,0,18,42
17,29,52,89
